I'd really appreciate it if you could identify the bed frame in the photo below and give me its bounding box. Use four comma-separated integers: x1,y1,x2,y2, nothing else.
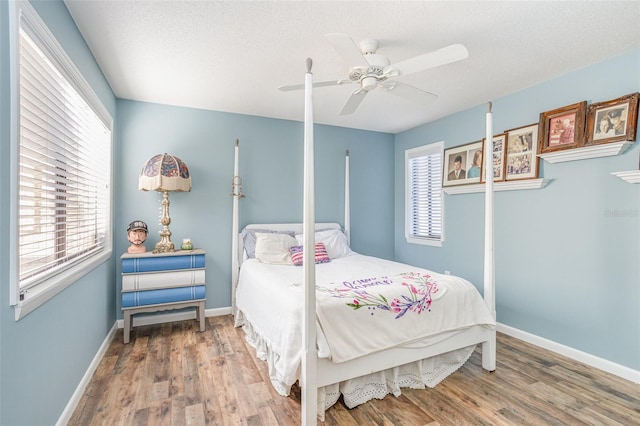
231,59,496,424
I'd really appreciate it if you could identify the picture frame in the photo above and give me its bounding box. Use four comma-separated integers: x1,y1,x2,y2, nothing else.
538,101,587,154
505,123,540,181
442,140,483,187
481,133,507,183
585,92,639,146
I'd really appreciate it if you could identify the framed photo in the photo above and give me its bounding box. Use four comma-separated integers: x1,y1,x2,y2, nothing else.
585,92,639,146
538,101,587,154
505,123,540,181
442,141,483,187
481,133,506,183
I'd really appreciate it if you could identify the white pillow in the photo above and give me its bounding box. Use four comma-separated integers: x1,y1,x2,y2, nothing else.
295,228,353,259
254,232,297,265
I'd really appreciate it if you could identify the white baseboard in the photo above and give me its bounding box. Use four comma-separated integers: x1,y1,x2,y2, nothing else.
497,323,640,384
56,321,118,426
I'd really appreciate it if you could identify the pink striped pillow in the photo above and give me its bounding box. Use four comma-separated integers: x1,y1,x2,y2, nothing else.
290,243,331,266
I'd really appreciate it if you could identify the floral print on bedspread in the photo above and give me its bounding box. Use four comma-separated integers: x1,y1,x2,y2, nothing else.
317,272,439,319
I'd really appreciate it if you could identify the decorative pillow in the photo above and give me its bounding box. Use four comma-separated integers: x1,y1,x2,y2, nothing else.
241,228,295,259
290,242,331,266
254,233,297,265
295,228,353,259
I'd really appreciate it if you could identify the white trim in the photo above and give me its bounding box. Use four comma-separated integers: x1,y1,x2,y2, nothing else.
611,170,640,184
497,323,640,384
539,141,632,163
55,322,118,426
15,251,112,320
405,235,444,247
8,0,20,307
443,178,551,194
9,0,114,318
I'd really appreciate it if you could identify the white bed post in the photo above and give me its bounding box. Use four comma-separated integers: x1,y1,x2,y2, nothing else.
344,150,350,245
231,139,243,317
482,102,497,371
301,57,318,425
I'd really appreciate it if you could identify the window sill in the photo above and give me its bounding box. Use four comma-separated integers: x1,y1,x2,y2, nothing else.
443,178,551,195
13,250,111,320
406,236,443,247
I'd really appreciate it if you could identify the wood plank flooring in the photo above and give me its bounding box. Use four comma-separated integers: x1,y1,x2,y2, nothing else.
68,315,640,425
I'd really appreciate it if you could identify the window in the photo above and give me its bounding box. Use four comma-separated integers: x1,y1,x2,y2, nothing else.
9,2,113,319
405,142,444,246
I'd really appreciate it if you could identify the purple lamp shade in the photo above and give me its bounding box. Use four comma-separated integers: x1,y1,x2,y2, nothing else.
139,153,191,192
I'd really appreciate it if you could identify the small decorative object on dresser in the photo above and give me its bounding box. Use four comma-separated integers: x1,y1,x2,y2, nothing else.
126,220,148,254
539,101,587,154
121,249,206,343
181,238,193,251
585,92,639,146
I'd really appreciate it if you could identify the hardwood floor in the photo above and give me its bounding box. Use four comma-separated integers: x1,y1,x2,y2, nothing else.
69,315,640,425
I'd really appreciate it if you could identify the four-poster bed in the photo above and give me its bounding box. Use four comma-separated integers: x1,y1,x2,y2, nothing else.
231,59,497,424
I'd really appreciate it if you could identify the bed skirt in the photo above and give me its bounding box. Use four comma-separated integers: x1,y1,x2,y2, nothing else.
236,310,475,419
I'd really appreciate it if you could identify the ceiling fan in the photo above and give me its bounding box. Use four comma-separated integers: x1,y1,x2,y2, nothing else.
279,33,469,115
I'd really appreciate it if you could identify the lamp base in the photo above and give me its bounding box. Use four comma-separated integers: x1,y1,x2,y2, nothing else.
153,191,175,253
154,241,175,253
153,226,175,253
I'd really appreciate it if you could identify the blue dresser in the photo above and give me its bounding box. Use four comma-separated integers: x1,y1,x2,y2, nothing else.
121,249,206,343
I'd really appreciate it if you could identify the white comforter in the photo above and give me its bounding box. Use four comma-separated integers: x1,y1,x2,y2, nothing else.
235,253,495,396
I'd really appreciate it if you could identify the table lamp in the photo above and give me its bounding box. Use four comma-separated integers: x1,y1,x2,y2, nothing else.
138,153,191,253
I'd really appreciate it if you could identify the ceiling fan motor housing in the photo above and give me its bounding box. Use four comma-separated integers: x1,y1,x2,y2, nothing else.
349,49,391,89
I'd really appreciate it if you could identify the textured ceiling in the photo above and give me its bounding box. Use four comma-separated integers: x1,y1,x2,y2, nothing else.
64,0,640,134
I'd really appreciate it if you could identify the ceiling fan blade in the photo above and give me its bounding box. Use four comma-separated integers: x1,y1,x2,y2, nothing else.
279,79,351,92
339,89,368,115
325,33,369,68
382,81,438,104
384,43,468,77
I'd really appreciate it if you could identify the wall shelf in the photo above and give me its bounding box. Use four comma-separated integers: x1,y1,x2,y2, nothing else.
443,178,552,195
611,170,640,184
539,141,633,163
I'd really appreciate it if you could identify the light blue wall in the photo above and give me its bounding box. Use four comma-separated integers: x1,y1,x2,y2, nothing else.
0,1,117,425
1,1,637,424
394,49,640,370
116,100,395,313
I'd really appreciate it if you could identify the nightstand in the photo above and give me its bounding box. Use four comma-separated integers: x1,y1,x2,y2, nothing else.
121,249,206,343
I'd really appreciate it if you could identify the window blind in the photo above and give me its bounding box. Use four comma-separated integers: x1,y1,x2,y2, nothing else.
407,145,443,242
18,25,111,291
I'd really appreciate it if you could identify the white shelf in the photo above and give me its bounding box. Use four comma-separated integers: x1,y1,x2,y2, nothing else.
611,170,640,184
539,141,633,163
443,179,552,195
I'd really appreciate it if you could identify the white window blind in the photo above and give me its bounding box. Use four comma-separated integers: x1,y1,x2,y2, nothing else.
11,1,113,317
406,143,444,246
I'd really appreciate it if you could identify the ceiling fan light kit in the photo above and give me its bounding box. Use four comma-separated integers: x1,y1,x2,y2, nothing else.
279,33,469,115
361,76,378,91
